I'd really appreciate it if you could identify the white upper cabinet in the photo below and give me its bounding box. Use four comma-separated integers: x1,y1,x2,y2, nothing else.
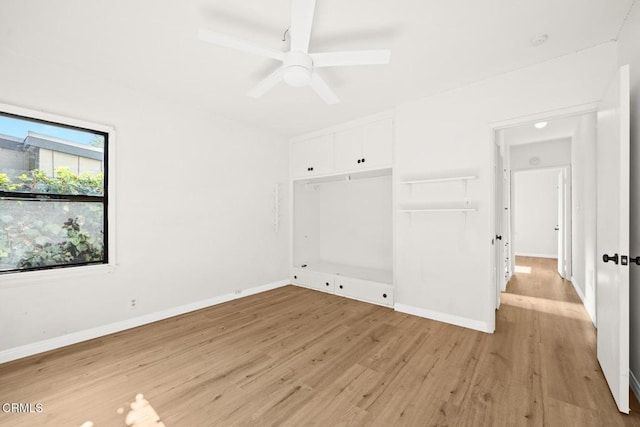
291,116,393,178
334,118,393,172
334,127,363,171
291,134,335,178
362,118,393,168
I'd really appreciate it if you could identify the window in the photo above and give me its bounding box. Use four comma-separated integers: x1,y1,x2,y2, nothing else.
0,108,109,274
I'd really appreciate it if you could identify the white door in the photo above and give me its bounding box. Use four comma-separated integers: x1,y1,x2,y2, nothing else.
557,170,565,278
596,65,630,414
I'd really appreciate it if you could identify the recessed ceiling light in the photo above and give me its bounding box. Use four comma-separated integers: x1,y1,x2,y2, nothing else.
534,121,548,129
530,34,549,47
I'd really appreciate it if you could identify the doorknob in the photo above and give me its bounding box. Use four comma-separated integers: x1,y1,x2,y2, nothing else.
496,235,502,240
554,226,560,231
602,253,619,264
630,256,640,266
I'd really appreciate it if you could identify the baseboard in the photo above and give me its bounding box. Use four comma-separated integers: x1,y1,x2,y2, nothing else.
0,279,289,364
394,303,492,333
570,277,596,326
570,277,586,302
631,370,640,404
514,252,557,259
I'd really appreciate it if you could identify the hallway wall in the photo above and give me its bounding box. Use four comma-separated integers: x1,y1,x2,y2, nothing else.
512,169,559,258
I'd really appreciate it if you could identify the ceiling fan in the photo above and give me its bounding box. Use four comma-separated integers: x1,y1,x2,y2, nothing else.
198,0,391,105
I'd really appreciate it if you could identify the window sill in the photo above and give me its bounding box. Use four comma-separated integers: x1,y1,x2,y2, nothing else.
0,263,116,288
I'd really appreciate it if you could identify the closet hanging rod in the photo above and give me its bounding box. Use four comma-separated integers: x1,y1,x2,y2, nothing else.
400,175,477,185
398,208,477,213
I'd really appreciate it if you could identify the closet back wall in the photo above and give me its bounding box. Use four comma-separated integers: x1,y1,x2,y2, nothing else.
318,175,392,270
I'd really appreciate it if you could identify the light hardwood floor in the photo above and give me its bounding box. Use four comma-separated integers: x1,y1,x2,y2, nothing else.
1,256,638,426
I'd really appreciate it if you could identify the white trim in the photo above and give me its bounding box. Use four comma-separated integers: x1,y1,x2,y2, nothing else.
489,102,598,338
488,102,598,130
570,277,586,302
630,370,640,405
514,252,557,259
0,101,115,134
0,264,116,289
571,277,596,326
0,101,118,282
0,279,289,364
290,110,394,143
394,303,493,333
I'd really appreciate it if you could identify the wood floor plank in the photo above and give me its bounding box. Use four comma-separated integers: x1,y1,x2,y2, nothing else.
1,258,639,426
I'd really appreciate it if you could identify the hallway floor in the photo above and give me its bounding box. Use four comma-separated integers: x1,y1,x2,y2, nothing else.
500,256,640,425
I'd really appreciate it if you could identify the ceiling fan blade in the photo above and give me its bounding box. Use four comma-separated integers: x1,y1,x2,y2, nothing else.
247,66,284,98
198,29,285,61
311,50,391,67
290,0,316,53
309,72,339,105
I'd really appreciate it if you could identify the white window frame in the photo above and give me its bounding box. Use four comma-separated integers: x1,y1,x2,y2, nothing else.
0,102,116,287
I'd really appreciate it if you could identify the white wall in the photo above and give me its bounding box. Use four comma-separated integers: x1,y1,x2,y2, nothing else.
293,181,321,267
509,138,571,171
571,113,597,322
0,50,289,354
617,0,640,398
293,175,392,272
395,42,617,332
512,169,559,258
318,175,392,271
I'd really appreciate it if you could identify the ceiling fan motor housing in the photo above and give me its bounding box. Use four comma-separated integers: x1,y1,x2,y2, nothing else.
283,51,313,87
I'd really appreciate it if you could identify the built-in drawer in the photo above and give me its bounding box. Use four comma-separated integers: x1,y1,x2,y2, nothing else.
335,277,393,307
291,269,335,293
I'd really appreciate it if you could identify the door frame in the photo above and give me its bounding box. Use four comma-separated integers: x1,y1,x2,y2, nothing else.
488,102,597,315
509,165,572,271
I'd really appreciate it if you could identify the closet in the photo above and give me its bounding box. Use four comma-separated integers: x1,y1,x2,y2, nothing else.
290,115,394,307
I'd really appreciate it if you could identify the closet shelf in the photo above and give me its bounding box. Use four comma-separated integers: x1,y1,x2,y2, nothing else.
400,175,477,185
398,208,477,213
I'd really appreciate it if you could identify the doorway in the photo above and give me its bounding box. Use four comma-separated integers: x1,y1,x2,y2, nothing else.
511,166,571,278
491,109,597,314
491,67,632,414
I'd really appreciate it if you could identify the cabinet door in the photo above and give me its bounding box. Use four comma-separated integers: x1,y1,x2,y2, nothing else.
291,134,334,178
334,127,362,172
335,277,394,306
361,118,393,169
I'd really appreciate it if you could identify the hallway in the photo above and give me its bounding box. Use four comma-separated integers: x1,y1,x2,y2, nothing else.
496,256,640,425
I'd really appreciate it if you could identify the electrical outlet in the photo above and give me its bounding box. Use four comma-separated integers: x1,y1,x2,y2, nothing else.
129,298,138,310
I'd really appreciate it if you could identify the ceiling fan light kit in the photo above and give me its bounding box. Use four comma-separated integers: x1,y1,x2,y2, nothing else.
283,52,313,87
198,0,391,104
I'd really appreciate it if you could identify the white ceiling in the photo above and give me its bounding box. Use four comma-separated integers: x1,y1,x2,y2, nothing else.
501,114,587,146
0,0,633,137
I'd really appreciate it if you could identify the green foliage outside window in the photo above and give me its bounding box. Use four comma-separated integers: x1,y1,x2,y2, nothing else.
0,167,103,196
0,167,104,272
